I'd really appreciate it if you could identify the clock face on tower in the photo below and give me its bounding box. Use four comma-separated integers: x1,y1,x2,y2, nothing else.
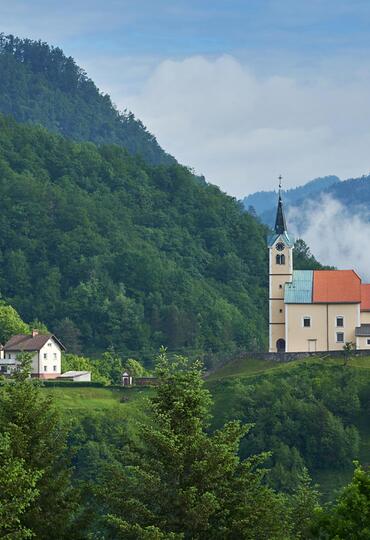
276,242,285,251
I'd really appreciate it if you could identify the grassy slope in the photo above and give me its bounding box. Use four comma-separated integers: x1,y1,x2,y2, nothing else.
43,355,370,498
207,355,370,382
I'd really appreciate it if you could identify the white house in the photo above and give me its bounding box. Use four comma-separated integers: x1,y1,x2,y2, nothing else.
0,330,65,379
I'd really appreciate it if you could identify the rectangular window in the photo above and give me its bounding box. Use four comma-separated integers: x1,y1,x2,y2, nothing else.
367,339,370,345
53,365,57,372
303,317,311,328
43,353,47,359
336,332,344,343
7,353,11,359
53,353,57,359
44,365,47,372
336,317,344,327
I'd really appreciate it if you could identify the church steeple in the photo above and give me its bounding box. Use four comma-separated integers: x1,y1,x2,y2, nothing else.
268,175,293,353
274,175,287,234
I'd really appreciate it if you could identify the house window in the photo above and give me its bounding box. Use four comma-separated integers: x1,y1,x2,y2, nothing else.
53,353,57,359
279,284,283,289
336,317,344,327
367,339,370,345
280,309,283,313
48,342,52,347
303,317,311,328
44,365,47,372
43,353,47,359
7,353,11,359
336,332,344,343
53,365,57,372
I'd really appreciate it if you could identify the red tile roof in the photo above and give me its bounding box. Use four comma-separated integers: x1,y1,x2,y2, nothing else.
313,270,362,304
361,284,370,311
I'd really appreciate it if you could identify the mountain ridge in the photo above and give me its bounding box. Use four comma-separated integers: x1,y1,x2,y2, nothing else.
0,33,175,166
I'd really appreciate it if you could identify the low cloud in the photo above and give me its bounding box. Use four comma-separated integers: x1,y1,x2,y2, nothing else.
289,195,370,282
108,55,370,197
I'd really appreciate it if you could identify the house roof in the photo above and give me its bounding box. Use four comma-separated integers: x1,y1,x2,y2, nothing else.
361,284,370,311
4,333,66,352
355,324,370,337
312,270,362,304
59,371,90,378
285,270,313,303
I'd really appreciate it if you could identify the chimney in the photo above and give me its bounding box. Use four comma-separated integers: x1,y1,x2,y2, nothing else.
32,329,39,338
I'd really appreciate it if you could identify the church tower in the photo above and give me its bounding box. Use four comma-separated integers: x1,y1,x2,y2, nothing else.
268,179,294,352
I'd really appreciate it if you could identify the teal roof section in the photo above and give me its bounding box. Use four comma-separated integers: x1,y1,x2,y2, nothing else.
267,231,295,248
284,270,313,304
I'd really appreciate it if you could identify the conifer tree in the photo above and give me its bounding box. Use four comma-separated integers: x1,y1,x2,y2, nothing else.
100,352,290,539
313,462,370,539
0,354,81,539
0,433,40,539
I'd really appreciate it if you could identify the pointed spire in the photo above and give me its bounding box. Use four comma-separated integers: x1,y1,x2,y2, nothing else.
274,175,287,234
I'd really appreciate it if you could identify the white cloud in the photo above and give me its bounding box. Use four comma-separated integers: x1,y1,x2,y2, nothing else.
99,54,370,197
288,194,370,281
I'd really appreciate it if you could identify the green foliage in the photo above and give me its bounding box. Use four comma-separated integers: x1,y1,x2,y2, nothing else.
0,34,174,166
293,239,332,271
343,341,355,366
0,353,79,539
0,433,41,539
0,301,29,343
211,364,366,491
100,352,291,539
62,353,110,384
313,462,370,539
288,468,321,539
125,358,148,377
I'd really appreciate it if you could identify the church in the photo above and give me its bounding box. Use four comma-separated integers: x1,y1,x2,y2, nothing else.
268,191,370,353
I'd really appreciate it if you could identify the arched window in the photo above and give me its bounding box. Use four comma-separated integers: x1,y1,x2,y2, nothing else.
276,254,286,265
281,254,285,265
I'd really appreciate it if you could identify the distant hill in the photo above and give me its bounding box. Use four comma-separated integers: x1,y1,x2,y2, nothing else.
243,176,341,226
0,33,175,166
323,174,370,211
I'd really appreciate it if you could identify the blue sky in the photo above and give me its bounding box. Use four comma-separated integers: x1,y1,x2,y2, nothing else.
2,1,370,196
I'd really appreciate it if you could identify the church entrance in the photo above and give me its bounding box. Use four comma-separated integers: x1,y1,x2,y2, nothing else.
276,339,286,353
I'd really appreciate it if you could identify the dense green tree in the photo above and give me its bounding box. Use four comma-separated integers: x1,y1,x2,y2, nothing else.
100,353,291,539
125,358,148,377
0,301,29,343
288,468,321,539
313,462,370,539
0,433,40,539
212,364,364,491
53,317,82,353
293,239,332,271
0,355,80,539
